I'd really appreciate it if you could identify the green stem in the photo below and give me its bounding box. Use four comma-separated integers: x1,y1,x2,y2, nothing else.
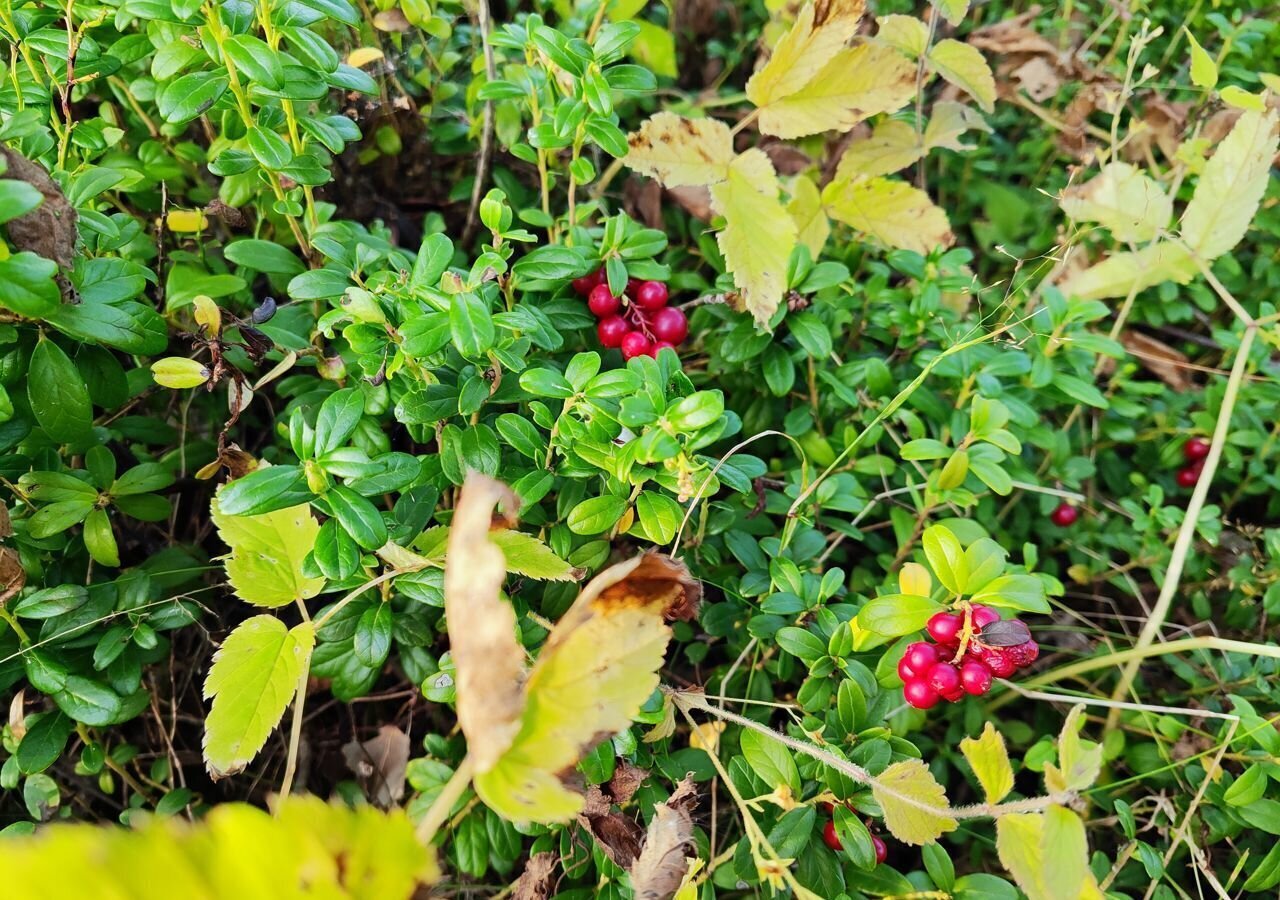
414,754,475,845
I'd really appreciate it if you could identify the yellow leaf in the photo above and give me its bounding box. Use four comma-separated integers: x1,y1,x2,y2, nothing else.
959,722,1014,803
474,552,701,823
193,294,221,336
997,813,1050,899
1058,242,1197,301
710,149,796,326
927,39,996,113
758,43,917,138
747,0,866,111
924,101,992,151
1182,108,1279,262
933,0,969,26
1260,73,1280,93
688,719,725,752
1042,806,1089,900
210,495,325,607
1220,85,1266,111
996,809,1099,900
347,46,385,68
834,118,924,179
444,474,528,774
1044,704,1102,794
899,562,932,598
152,356,211,390
871,758,958,845
822,175,953,254
625,112,735,188
166,209,207,233
1060,162,1173,243
876,14,928,58
786,174,830,258
1185,30,1217,90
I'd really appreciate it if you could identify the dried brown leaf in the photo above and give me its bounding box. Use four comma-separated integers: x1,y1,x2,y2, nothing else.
445,474,526,773
609,760,650,806
341,724,410,808
1119,330,1193,392
630,777,699,900
512,852,558,900
0,148,76,273
580,790,645,868
0,503,12,538
0,547,25,609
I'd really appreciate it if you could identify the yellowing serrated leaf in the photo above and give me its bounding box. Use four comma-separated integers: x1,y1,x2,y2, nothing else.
899,561,932,598
927,39,996,113
1185,30,1217,90
996,808,1099,900
210,496,325,607
997,813,1050,899
347,46,385,68
933,0,969,26
835,119,924,179
625,112,735,188
747,0,866,110
1220,85,1266,111
787,174,830,258
758,43,917,139
924,101,992,151
165,209,207,232
203,616,313,778
1060,162,1173,243
474,552,701,823
959,722,1014,803
1181,108,1279,260
1042,806,1089,900
445,475,527,774
710,149,796,326
871,759,958,845
490,530,578,581
151,356,210,389
1059,242,1197,301
1045,704,1102,794
876,15,928,58
822,175,953,254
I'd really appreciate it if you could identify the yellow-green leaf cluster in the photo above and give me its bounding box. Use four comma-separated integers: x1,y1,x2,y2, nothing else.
210,496,325,607
1045,704,1102,794
960,722,1014,803
996,808,1103,900
822,175,953,254
871,758,958,845
1060,162,1172,243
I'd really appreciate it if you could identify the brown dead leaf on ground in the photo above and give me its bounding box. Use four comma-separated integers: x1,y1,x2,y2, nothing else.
1123,95,1191,164
630,776,699,900
0,147,77,294
445,474,527,773
609,760,650,806
511,852,558,900
0,548,25,609
341,724,410,808
579,784,646,868
1011,56,1059,102
1119,330,1193,392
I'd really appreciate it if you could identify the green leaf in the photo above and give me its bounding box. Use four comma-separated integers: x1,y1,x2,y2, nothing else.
566,495,627,535
224,239,305,275
741,727,800,793
12,585,88,619
211,495,326,606
82,508,120,567
859,594,945,637
631,491,682,545
16,712,74,774
450,293,495,359
1225,764,1267,807
52,675,123,726
203,616,314,778
313,388,365,455
0,253,60,317
28,500,95,538
519,368,574,399
412,232,454,288
901,438,951,460
970,574,1049,613
224,34,284,89
353,604,393,667
28,340,94,443
922,524,968,595
963,539,1006,594
490,530,577,581
774,626,828,663
157,71,229,124
1181,109,1279,261
0,178,41,223
327,484,388,550
217,465,312,516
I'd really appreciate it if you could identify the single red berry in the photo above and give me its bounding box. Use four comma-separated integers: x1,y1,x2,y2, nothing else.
624,278,641,298
822,819,842,851
597,315,628,348
1006,640,1040,668
634,280,669,309
1183,437,1211,462
819,802,835,815
620,331,652,360
897,657,917,681
903,641,939,675
571,268,602,296
1176,465,1202,488
651,306,688,343
587,283,620,318
650,340,677,358
927,611,963,645
971,605,1000,629
979,646,1017,678
960,659,993,695
872,834,888,865
1050,502,1079,527
903,678,940,709
926,661,961,696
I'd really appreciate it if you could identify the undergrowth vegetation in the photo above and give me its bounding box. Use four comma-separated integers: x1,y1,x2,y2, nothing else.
0,0,1278,896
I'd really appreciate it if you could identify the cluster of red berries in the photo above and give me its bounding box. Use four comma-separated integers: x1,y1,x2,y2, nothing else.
1176,436,1210,488
571,269,688,361
820,811,888,864
899,605,1039,709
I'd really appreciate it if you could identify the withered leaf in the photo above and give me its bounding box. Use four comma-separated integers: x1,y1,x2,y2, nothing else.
1119,330,1193,392
579,785,645,868
609,760,650,806
0,547,25,609
511,852,558,900
630,777,699,900
979,618,1032,647
0,147,77,273
341,724,410,808
445,473,527,773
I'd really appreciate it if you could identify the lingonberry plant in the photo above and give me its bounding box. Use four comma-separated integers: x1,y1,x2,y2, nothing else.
1,0,1280,897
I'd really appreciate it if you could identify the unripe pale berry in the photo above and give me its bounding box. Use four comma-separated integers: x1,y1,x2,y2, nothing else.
597,316,628,348
634,280,669,309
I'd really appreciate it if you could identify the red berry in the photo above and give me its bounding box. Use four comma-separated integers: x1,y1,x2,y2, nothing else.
872,835,888,865
979,646,1016,678
571,268,602,296
587,283,620,318
897,657,917,681
927,612,962,645
960,660,993,695
1176,464,1202,488
926,661,961,696
1183,436,1210,462
1006,640,1040,668
651,306,688,343
634,280,669,309
650,340,677,358
624,278,641,298
903,641,939,675
822,819,842,851
620,331,652,360
903,678,940,709
597,315,628,348
1050,502,1079,527
971,605,1000,629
